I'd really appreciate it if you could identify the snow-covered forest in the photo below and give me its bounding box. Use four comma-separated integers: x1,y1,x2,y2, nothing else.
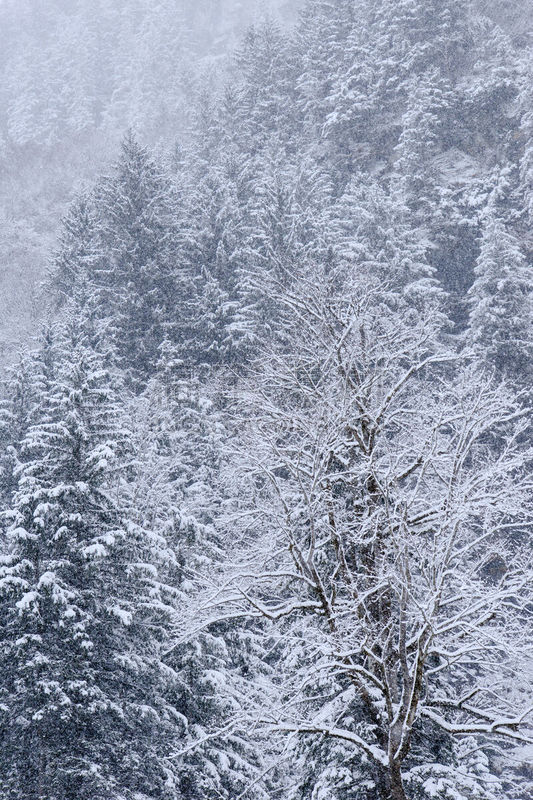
0,1,532,798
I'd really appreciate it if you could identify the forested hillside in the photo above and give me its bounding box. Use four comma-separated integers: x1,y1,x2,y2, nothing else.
0,1,532,799
0,0,298,361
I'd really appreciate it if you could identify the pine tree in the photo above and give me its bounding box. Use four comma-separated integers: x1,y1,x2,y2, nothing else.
0,311,181,799
96,131,191,384
392,69,452,219
329,174,442,310
460,20,520,151
121,347,271,800
296,0,358,139
374,0,471,92
50,191,102,307
188,151,256,367
0,352,34,532
4,40,43,149
114,0,193,142
518,50,533,240
467,205,532,384
233,19,298,155
0,327,62,530
234,154,334,353
321,4,381,179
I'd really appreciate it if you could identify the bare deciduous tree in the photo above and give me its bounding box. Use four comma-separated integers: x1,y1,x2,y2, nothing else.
206,269,533,800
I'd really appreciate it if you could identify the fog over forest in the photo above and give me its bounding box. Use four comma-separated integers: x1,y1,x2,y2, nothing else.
0,0,300,360
0,2,531,799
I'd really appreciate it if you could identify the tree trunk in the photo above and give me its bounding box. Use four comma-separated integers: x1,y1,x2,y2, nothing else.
389,760,409,800
374,761,409,800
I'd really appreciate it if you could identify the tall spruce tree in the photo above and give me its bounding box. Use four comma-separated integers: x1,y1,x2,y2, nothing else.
233,19,298,155
329,175,442,310
96,131,191,385
188,150,256,367
392,69,452,220
467,205,532,384
0,351,36,526
0,308,181,799
518,51,533,240
50,191,102,308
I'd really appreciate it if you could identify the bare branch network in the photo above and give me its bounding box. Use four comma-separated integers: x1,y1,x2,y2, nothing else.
175,271,533,800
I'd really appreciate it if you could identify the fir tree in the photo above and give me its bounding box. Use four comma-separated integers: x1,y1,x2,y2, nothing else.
188,151,256,367
0,352,34,533
518,50,533,239
96,131,191,385
467,206,533,383
392,69,452,219
329,174,442,310
124,348,270,800
0,312,181,799
50,191,102,307
296,0,358,140
234,19,298,155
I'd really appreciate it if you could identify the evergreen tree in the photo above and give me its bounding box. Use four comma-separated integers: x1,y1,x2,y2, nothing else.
0,327,62,531
96,131,191,384
122,348,270,800
233,19,298,155
4,42,43,149
50,191,102,307
392,69,452,219
0,352,35,533
467,205,533,384
321,3,382,179
234,155,334,353
112,0,194,142
187,151,256,367
329,175,442,309
518,50,533,238
296,0,358,141
0,311,181,799
374,0,471,91
460,19,520,151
